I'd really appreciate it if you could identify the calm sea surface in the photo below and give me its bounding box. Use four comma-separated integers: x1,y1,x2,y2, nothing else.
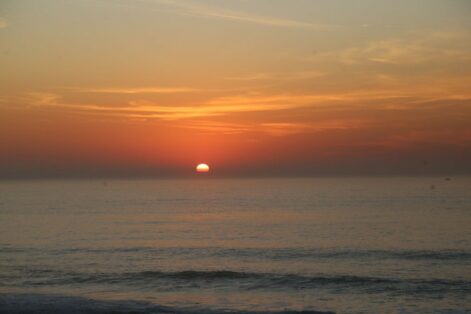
0,177,470,313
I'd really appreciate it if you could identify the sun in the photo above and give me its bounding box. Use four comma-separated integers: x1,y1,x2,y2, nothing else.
196,163,210,173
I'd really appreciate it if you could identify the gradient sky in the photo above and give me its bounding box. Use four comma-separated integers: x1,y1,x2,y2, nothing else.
1,0,471,178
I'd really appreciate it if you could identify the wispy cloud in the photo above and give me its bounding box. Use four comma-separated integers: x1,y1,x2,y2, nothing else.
25,92,299,120
260,122,313,136
23,87,466,122
108,0,332,29
11,86,471,141
70,86,202,94
312,31,471,66
23,91,355,123
20,84,471,133
260,120,366,136
184,120,252,134
176,119,366,136
226,71,325,81
183,120,366,136
0,18,8,29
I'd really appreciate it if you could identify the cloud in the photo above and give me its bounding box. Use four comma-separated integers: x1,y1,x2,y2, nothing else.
340,39,440,65
26,85,471,117
308,31,471,66
226,71,325,81
71,86,202,94
22,91,350,123
261,120,367,136
0,18,7,29
260,122,314,136
184,121,314,136
109,0,332,29
24,92,300,120
10,85,470,143
18,83,471,137
183,120,252,134
180,120,364,136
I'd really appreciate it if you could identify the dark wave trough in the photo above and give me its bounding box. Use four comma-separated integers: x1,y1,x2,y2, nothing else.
0,293,335,314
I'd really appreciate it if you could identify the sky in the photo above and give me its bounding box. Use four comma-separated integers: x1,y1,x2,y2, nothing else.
1,0,471,178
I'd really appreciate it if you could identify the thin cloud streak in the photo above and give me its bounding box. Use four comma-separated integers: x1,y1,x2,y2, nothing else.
113,0,333,29
307,31,471,65
182,120,365,136
71,86,203,94
25,93,299,120
0,18,8,29
22,87,471,123
226,71,325,81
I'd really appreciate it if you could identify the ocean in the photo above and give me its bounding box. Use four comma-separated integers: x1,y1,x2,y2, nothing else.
0,177,470,313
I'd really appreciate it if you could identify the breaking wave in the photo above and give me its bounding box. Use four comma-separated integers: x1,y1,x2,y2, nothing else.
7,269,470,295
0,293,335,314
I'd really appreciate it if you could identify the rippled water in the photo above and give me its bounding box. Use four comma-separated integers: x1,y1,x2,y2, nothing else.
1,177,470,313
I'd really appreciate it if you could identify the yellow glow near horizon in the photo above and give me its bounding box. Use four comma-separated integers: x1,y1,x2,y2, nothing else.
196,163,210,173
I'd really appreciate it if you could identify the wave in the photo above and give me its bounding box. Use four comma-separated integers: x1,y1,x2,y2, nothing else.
2,246,470,261
0,293,335,314
12,269,471,295
209,248,471,261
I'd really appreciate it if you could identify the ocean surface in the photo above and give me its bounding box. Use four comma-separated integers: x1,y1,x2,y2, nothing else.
0,177,470,313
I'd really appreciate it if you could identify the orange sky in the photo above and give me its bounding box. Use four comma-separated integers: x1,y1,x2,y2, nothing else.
1,0,471,178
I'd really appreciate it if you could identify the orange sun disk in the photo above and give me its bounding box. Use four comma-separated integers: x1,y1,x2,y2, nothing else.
196,163,210,173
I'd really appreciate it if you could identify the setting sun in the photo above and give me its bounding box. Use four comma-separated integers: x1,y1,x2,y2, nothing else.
196,163,210,173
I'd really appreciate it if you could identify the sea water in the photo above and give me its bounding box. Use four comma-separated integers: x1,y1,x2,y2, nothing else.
0,177,470,313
